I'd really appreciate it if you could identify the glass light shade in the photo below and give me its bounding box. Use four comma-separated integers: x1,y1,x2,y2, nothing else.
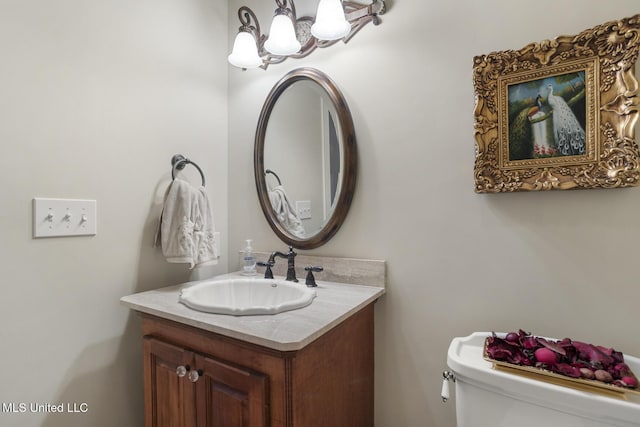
311,0,350,40
264,14,301,56
228,31,263,69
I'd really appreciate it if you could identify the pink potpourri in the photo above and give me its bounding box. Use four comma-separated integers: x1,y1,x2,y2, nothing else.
486,330,638,389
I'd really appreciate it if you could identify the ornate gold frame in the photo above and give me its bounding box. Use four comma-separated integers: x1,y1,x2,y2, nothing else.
473,15,640,192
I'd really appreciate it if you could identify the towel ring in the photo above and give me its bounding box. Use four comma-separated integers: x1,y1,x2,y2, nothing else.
265,169,282,185
171,154,206,186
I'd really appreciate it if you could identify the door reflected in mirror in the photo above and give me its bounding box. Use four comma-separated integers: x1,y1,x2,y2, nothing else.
255,68,356,249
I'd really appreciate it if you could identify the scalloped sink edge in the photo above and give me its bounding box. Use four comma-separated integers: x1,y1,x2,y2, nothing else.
179,277,317,316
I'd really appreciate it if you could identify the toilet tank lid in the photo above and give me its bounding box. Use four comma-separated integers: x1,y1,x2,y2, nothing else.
446,332,640,424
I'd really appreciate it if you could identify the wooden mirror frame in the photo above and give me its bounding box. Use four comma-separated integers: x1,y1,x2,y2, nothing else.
254,67,357,249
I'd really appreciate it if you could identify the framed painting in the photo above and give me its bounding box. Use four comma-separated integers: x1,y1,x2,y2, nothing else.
473,14,640,192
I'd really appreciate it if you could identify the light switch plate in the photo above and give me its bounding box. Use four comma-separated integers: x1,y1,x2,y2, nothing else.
295,200,312,220
33,198,97,238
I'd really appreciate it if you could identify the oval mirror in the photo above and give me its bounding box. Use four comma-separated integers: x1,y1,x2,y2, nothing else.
255,68,357,249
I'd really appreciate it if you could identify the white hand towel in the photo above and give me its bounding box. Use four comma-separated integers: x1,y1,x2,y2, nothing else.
155,178,218,268
268,185,306,238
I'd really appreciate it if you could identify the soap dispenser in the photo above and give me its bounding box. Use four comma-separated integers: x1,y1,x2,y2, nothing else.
241,239,257,276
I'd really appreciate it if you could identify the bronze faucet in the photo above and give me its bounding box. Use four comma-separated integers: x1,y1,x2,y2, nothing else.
269,246,298,282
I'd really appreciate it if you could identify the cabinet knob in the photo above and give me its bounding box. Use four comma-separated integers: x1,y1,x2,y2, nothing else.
188,369,203,382
176,365,190,378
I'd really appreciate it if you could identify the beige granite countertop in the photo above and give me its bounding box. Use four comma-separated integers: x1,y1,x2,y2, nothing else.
120,273,385,351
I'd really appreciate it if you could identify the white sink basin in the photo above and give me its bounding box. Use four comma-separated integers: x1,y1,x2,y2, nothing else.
179,277,316,316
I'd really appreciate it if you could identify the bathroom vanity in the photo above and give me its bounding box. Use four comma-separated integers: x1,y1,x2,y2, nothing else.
123,65,381,426
121,271,385,427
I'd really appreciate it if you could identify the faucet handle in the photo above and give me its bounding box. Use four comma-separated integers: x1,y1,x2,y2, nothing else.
257,261,274,279
304,266,323,287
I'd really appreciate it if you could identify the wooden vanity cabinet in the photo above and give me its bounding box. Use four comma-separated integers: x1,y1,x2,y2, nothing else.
143,337,197,427
140,303,375,427
144,337,268,427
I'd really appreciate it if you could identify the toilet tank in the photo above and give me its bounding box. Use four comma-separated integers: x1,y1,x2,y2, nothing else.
446,332,640,427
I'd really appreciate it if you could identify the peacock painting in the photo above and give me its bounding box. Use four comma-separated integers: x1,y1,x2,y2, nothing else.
507,72,586,161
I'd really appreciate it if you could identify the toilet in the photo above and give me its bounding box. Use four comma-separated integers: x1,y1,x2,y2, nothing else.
446,332,640,427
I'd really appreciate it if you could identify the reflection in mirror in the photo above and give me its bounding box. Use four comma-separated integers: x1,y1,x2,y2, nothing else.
264,81,342,238
255,68,356,249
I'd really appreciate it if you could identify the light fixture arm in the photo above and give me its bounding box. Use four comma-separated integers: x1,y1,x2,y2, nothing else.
230,0,387,70
345,0,385,21
237,6,263,45
342,0,385,43
274,0,297,20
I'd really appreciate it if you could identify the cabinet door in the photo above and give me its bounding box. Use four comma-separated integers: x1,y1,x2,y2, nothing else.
195,354,269,427
143,337,197,427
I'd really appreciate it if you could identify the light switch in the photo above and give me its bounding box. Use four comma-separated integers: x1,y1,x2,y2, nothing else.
295,200,312,220
33,198,97,238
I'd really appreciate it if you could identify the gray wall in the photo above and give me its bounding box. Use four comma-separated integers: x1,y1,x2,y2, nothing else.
227,1,640,426
0,1,228,426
